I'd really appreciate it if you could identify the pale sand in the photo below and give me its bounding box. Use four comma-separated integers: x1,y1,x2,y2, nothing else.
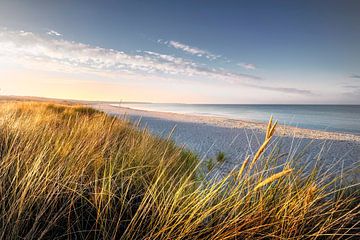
94,104,360,142
93,103,360,176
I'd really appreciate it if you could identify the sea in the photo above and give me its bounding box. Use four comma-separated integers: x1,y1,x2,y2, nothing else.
113,103,360,135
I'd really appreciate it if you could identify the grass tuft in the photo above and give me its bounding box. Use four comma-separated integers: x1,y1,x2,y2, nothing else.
216,151,226,163
0,101,358,239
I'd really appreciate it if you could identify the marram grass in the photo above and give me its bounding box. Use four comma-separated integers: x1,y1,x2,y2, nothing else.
0,101,358,239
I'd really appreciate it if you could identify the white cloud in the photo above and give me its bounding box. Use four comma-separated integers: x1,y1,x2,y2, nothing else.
162,39,258,74
47,30,62,36
162,40,220,60
0,29,258,81
238,63,256,70
0,28,313,96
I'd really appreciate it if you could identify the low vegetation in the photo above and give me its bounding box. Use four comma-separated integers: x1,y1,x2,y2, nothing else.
0,102,358,239
216,151,226,163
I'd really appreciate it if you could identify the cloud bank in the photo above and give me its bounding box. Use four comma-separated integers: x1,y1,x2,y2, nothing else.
0,29,313,96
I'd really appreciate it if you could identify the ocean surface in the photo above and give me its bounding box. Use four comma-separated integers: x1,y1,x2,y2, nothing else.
114,103,360,134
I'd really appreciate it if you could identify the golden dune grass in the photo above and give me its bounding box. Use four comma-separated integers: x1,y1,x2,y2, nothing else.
0,101,358,239
254,168,293,190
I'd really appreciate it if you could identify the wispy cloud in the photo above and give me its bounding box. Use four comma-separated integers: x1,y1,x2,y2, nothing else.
159,39,220,60
0,28,312,96
252,85,314,96
47,30,62,36
238,63,256,70
342,85,360,89
350,74,360,79
0,29,258,81
160,39,259,73
342,84,360,99
341,78,360,100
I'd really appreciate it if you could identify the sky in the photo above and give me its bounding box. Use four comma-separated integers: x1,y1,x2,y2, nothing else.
0,0,359,104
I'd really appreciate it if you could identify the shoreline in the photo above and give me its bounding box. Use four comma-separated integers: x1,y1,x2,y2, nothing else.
93,103,360,143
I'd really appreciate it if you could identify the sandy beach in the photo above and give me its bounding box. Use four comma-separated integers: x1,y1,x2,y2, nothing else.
94,104,360,176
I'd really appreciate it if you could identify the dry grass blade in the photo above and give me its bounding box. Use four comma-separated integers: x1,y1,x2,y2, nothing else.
237,156,249,179
266,115,273,139
254,168,293,190
249,137,271,170
0,101,357,239
249,117,278,170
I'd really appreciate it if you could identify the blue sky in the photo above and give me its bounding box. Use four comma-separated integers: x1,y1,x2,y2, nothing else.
0,0,359,103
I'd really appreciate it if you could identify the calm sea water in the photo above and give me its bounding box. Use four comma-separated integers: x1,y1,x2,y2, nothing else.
116,103,360,134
